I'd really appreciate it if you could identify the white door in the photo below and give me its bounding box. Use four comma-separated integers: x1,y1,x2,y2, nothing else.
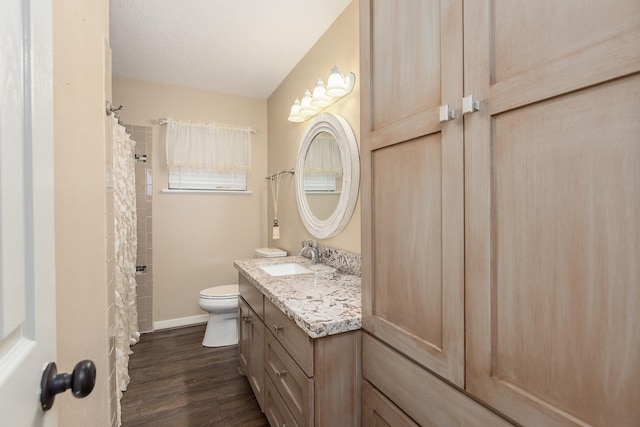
0,0,57,425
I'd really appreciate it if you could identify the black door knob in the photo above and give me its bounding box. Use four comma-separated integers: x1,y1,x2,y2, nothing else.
40,360,96,411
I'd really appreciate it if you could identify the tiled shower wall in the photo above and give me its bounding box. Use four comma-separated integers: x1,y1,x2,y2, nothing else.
126,124,154,333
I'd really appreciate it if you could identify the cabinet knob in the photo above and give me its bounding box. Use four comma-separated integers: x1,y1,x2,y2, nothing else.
276,369,287,379
243,316,251,323
439,104,456,122
273,324,284,333
462,95,480,115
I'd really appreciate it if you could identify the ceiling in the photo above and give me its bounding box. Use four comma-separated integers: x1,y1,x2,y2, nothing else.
109,0,352,100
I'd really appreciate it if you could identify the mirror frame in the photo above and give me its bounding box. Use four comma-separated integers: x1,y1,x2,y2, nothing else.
295,113,359,239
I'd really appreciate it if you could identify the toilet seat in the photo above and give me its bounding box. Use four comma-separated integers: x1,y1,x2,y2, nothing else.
199,284,239,299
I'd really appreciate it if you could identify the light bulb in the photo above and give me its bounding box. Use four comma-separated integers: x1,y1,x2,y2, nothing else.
325,65,347,97
299,89,316,117
288,98,305,122
310,79,331,107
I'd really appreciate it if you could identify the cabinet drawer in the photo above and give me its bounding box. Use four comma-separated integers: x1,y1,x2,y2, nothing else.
362,381,418,427
265,376,300,427
266,331,314,427
264,298,314,376
239,274,263,320
363,333,513,427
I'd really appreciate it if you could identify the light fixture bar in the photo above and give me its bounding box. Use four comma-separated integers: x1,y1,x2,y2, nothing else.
287,66,356,123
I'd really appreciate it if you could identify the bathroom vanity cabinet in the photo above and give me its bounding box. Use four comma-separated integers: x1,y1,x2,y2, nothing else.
360,0,639,426
238,273,361,427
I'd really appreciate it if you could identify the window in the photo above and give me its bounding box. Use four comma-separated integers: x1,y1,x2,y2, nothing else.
164,119,251,191
303,132,342,193
168,169,247,191
304,174,338,192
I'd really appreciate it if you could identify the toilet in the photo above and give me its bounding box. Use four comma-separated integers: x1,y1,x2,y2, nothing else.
198,284,240,347
198,247,287,347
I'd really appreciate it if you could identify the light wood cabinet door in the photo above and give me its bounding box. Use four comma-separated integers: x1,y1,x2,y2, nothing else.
238,298,251,375
239,297,265,411
360,0,465,387
248,312,265,411
464,1,640,426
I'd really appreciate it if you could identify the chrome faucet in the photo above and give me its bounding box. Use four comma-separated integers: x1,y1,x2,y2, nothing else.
299,239,319,264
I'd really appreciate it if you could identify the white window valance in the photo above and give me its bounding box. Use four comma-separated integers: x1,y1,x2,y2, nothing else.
165,118,252,174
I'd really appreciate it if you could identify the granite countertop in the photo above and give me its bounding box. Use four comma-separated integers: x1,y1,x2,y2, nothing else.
234,256,361,339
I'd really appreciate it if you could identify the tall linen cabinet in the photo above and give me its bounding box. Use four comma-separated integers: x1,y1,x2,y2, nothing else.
360,1,640,426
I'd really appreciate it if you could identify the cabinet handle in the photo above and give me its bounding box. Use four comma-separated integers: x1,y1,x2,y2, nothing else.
439,104,456,122
275,370,287,379
243,316,251,323
462,95,480,115
273,324,284,333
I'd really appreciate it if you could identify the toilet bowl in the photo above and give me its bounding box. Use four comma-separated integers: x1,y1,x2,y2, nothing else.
198,248,287,347
198,284,240,347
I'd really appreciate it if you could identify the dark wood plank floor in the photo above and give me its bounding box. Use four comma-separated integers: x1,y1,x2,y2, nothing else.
121,324,269,427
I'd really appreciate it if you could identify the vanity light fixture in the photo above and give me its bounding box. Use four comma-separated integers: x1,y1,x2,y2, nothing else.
287,65,356,122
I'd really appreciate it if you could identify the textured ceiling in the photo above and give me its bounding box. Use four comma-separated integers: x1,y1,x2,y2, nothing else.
109,0,352,100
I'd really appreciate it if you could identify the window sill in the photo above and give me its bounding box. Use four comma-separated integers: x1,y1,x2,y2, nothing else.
161,189,253,195
305,191,342,195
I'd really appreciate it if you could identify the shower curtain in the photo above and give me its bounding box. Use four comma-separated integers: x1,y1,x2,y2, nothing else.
112,117,140,424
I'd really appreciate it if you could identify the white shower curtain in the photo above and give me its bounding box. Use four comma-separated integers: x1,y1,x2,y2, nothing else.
112,117,140,424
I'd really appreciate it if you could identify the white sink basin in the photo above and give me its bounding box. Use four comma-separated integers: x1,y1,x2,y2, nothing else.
259,262,313,277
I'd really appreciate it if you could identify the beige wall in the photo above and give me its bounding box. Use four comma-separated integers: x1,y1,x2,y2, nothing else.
112,78,268,324
53,0,113,425
267,0,361,256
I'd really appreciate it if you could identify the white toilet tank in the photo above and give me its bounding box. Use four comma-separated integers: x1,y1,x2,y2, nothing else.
254,247,287,258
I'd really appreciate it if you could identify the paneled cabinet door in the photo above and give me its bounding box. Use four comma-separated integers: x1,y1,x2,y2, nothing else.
360,0,465,387
248,311,265,410
464,1,640,426
238,299,251,374
239,298,265,410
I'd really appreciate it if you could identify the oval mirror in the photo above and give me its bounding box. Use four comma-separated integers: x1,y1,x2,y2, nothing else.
295,113,359,239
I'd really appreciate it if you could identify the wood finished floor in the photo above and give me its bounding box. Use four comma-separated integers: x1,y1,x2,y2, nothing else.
121,324,268,427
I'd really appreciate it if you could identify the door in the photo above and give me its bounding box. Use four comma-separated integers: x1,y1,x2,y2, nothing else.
0,0,57,424
360,0,465,386
464,1,640,425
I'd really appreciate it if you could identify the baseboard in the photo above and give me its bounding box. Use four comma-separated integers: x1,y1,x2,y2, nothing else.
153,314,208,331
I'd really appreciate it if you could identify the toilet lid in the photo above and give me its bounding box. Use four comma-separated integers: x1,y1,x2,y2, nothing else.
200,284,239,299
